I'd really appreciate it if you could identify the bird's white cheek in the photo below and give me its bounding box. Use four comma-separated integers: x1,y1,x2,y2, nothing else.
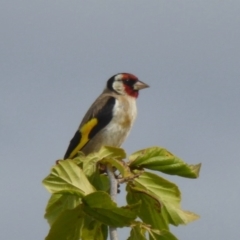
112,81,125,95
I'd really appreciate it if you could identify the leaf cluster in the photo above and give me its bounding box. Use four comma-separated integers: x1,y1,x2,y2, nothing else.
43,146,201,240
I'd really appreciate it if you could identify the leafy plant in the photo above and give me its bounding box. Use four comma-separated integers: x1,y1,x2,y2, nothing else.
43,146,201,240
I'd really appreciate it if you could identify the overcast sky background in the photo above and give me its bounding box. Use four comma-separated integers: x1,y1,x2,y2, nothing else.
1,1,240,240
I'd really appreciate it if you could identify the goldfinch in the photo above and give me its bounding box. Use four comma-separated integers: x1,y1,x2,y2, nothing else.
64,73,149,159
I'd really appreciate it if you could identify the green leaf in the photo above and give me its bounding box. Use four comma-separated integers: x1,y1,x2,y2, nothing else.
73,146,126,181
96,146,126,159
127,172,199,227
128,223,147,240
151,230,178,240
45,205,83,240
45,203,107,240
82,191,138,227
129,147,201,178
81,217,107,240
127,222,178,240
91,171,110,192
42,160,95,197
44,194,81,226
127,185,169,231
101,158,134,179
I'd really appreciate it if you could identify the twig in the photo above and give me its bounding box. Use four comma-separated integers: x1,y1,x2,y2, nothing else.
106,164,118,240
117,170,144,184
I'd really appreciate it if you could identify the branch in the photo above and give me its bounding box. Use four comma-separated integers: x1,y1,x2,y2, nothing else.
106,164,118,240
117,170,144,184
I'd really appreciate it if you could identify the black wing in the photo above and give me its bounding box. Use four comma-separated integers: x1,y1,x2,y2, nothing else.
64,97,116,159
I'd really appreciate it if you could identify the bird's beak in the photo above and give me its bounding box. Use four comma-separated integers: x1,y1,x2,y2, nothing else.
134,80,149,90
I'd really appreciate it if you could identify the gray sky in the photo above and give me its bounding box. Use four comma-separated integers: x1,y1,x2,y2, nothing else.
1,1,240,239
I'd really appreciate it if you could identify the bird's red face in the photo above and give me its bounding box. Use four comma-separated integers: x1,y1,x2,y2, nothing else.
107,73,149,98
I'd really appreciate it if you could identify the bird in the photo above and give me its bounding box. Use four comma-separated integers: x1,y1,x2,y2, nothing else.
64,73,149,159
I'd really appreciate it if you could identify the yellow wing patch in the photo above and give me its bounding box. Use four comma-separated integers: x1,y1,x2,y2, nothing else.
79,118,98,150
68,118,98,158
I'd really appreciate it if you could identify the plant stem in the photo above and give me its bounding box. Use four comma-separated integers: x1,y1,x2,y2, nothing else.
107,164,118,240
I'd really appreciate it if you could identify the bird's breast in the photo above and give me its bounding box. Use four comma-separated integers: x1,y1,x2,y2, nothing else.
113,96,137,128
103,96,137,146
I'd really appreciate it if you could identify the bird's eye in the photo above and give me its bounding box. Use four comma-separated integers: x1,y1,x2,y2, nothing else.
123,78,136,86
